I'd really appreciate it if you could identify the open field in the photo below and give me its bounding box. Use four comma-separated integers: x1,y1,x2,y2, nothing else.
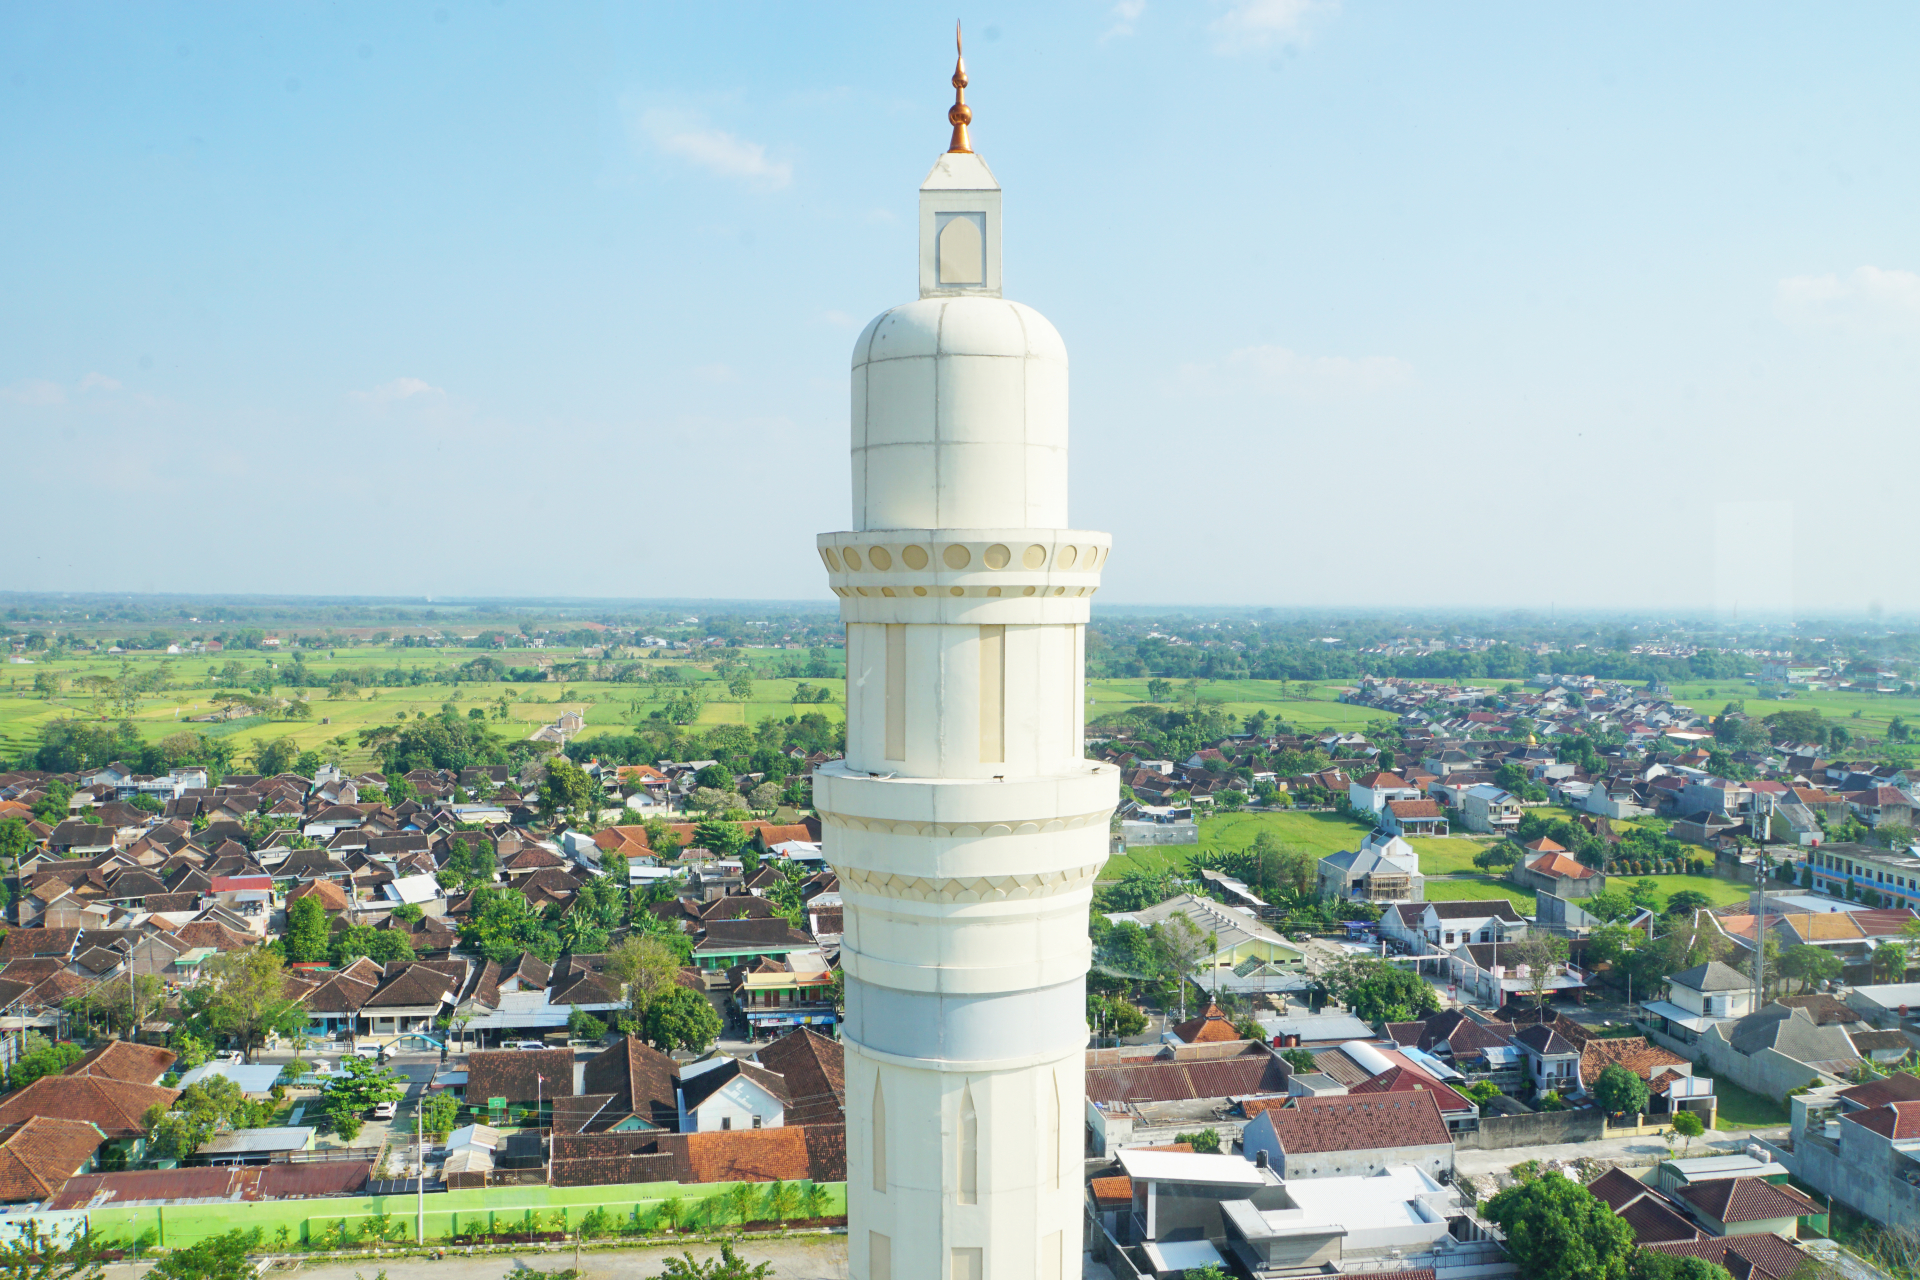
0,646,847,770
1103,808,1459,879
1087,677,1381,734
1663,680,1915,741
1609,872,1757,909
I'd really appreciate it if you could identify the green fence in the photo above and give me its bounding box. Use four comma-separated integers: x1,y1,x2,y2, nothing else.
81,1179,848,1249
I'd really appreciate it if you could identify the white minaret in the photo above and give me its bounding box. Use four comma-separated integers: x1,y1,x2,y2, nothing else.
816,30,1119,1280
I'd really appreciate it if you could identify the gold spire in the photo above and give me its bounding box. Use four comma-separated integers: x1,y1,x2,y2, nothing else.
946,21,973,154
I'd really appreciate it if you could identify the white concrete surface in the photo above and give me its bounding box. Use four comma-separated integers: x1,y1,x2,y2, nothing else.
822,131,1117,1280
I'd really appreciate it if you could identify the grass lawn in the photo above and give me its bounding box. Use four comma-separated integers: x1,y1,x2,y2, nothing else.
1416,839,1493,876
1614,873,1757,910
1422,878,1537,910
1105,808,1464,879
1705,1074,1792,1130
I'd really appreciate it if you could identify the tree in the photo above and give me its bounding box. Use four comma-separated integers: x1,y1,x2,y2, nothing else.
608,933,683,1023
1484,1174,1634,1280
322,1055,406,1120
195,947,302,1062
539,758,601,820
1593,1064,1650,1119
249,737,299,777
643,985,723,1055
1502,933,1570,1012
1151,914,1214,1018
1582,891,1636,924
1282,1048,1318,1073
459,885,560,964
568,1008,608,1041
1628,879,1664,910
419,1089,460,1135
329,924,416,967
1146,678,1172,702
147,1229,265,1280
1474,844,1522,873
657,1242,774,1280
1664,891,1713,917
1780,944,1843,994
8,1039,83,1090
1628,1247,1732,1280
1670,1110,1705,1154
1173,1128,1222,1154
284,896,330,963
1322,957,1441,1025
0,1221,113,1280
1877,942,1911,983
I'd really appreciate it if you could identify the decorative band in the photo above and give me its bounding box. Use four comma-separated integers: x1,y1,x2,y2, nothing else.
829,862,1103,904
819,809,1113,838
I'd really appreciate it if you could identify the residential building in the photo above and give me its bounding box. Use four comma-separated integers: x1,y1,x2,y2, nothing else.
1460,785,1523,835
1317,832,1425,904
1640,960,1756,1047
1239,1092,1454,1180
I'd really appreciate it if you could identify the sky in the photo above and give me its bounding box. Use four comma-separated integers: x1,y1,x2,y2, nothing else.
3,2,1917,616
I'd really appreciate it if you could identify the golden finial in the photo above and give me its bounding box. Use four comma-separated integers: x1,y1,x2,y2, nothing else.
947,21,973,154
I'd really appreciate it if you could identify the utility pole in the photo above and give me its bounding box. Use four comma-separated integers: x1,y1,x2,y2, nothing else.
415,1103,425,1245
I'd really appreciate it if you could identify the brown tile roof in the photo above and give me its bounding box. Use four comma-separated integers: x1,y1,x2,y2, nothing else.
1091,1175,1132,1207
1776,994,1864,1025
0,1117,106,1202
0,929,78,960
1845,1100,1920,1140
1348,1064,1475,1114
1647,1234,1810,1280
1579,1036,1690,1090
65,1041,177,1086
45,1161,371,1209
1529,852,1596,879
1257,1092,1451,1155
1618,1194,1702,1244
1171,1003,1242,1045
288,878,350,911
1675,1177,1818,1225
753,1028,845,1128
1836,1073,1920,1109
684,1126,810,1182
464,1047,574,1106
581,1035,680,1129
0,1076,178,1139
361,962,461,1010
1586,1166,1653,1212
1087,1045,1290,1104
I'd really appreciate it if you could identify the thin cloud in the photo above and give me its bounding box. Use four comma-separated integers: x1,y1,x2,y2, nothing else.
633,107,792,190
1210,0,1336,54
353,377,445,405
1101,0,1146,43
1181,344,1413,400
78,372,123,393
1775,265,1920,331
1,379,70,406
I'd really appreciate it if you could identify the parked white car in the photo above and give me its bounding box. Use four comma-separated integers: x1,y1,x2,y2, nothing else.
350,1045,387,1061
214,1050,244,1064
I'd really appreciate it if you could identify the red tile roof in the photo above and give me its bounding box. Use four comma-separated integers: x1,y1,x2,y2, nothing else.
0,1117,106,1202
1675,1177,1817,1225
1845,1100,1920,1140
0,1075,178,1139
1256,1092,1451,1155
64,1041,178,1087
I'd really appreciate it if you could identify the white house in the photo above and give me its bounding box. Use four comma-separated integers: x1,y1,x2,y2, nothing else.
1460,784,1523,834
1347,771,1423,817
1639,960,1755,1046
675,1057,788,1133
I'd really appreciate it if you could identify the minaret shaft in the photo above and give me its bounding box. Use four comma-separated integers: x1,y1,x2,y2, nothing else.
816,99,1117,1280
